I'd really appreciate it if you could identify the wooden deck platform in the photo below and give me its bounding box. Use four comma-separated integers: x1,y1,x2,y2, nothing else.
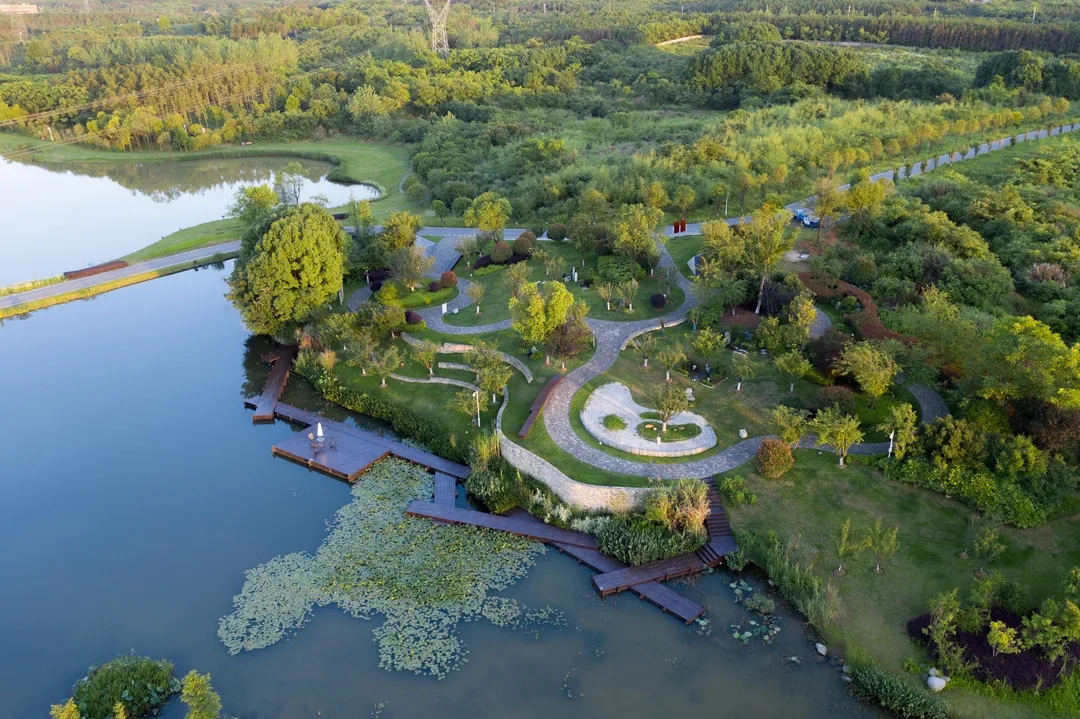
434,472,457,506
272,427,391,482
500,511,707,624
592,553,708,596
250,346,297,422
269,402,471,479
405,501,599,549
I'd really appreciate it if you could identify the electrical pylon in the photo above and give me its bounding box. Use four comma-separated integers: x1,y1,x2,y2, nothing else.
423,0,451,57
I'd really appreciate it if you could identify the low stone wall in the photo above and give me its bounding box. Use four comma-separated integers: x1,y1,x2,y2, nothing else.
402,332,533,383
390,373,477,391
498,433,649,512
438,361,474,374
619,316,687,350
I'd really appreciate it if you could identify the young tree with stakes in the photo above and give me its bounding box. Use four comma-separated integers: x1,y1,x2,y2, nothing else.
372,346,401,388
647,383,690,434
655,343,686,382
866,517,900,573
731,352,757,392
635,331,656,367
466,282,485,314
775,350,812,393
597,282,616,311
770,405,811,449
411,339,440,376
813,406,864,467
835,518,870,576
617,279,639,312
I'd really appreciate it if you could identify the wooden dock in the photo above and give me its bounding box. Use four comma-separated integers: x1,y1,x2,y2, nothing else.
503,511,707,624
250,346,297,422
405,501,599,549
434,472,457,506
266,403,471,479
272,428,390,482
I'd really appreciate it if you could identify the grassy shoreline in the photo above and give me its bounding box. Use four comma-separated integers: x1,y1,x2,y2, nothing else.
0,134,416,265
0,251,238,320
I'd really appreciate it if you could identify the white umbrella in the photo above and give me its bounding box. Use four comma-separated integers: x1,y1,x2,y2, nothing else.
316,423,324,438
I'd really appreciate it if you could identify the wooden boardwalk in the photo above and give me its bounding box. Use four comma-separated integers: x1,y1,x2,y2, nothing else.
434,472,457,506
517,375,564,439
590,477,739,598
272,429,390,482
267,403,471,479
502,511,706,624
405,501,599,549
250,346,297,422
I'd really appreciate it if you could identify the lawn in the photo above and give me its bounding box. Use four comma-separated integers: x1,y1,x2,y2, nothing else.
0,134,417,262
444,242,685,327
722,451,1080,719
665,234,704,280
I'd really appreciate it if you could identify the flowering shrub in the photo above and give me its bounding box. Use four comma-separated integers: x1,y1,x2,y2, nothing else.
755,438,795,479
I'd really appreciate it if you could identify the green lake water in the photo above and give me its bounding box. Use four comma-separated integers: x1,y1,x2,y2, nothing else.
0,175,883,719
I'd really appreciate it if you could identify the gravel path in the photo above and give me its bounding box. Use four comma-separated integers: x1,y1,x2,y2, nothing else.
809,306,832,339
906,383,951,424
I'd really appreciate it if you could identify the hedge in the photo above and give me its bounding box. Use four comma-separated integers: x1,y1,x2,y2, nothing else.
598,255,638,283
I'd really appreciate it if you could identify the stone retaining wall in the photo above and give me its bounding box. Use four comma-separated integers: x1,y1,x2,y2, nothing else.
402,332,533,383
390,373,477,391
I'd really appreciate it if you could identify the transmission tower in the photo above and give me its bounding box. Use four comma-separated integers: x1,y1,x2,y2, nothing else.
423,0,451,57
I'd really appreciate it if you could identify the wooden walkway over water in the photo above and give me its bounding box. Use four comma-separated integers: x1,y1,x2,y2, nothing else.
405,501,599,548
250,346,297,422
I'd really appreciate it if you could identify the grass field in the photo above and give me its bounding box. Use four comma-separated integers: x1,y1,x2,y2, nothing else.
722,451,1080,719
0,134,416,262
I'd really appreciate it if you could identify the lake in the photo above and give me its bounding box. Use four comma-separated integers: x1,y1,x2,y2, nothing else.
0,162,880,719
0,156,378,286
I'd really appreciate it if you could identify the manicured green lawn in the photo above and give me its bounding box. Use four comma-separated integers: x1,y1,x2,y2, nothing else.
445,242,685,327
665,235,704,280
722,451,1080,719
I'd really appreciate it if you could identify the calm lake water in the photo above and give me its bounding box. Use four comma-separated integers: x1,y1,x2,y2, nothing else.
0,156,377,286
0,166,881,719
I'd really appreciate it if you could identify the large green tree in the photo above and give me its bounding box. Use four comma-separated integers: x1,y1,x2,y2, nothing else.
508,281,574,363
228,203,347,336
381,211,422,252
612,203,664,269
743,203,795,314
465,192,512,241
976,316,1080,408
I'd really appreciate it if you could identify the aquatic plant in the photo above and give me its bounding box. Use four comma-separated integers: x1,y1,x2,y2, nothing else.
218,459,551,678
63,655,176,719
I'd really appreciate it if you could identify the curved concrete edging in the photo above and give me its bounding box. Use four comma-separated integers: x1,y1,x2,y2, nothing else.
401,332,533,383
581,382,716,457
389,373,478,391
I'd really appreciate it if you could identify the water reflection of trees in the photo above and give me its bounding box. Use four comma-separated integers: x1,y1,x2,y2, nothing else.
19,157,330,201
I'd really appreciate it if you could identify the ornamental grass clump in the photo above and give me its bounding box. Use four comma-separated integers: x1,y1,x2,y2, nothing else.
848,665,949,719
63,655,177,719
644,479,710,536
218,459,553,678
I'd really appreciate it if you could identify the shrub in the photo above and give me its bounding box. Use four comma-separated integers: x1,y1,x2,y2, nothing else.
440,270,458,288
848,666,948,719
755,438,795,478
548,223,567,241
744,593,776,615
465,466,520,514
718,475,757,506
597,514,706,565
369,281,383,292
513,234,535,257
518,230,537,243
491,241,513,263
597,255,638,283
377,282,399,302
69,655,177,719
603,414,627,430
473,254,493,269
472,264,504,277
651,293,666,309
405,310,423,325
427,280,441,292
819,385,856,415
644,479,710,535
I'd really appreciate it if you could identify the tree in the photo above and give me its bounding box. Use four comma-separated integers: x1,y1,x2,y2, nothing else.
866,517,900,573
180,670,222,719
837,341,899,407
381,211,423,252
971,525,1007,575
49,700,79,719
835,518,869,575
811,176,845,243
411,339,439,376
580,187,609,221
742,203,795,314
644,181,669,211
655,342,686,382
456,236,480,267
701,220,744,271
504,262,530,299
228,204,347,336
342,328,377,375
613,203,664,268
571,218,597,265
509,281,574,363
544,255,565,279
617,279,639,312
731,352,757,392
466,281,486,314
465,192,512,241
274,161,306,206
770,405,810,449
988,620,1021,657
658,266,679,297
813,406,864,467
371,346,401,387
673,184,695,219
449,388,480,426
847,177,890,239
975,316,1080,409
228,184,278,227
647,383,689,433
597,282,616,311
478,363,513,405
634,331,656,367
690,327,725,378
548,299,591,362
432,199,449,219
877,402,918,459
775,350,811,392
390,245,435,291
